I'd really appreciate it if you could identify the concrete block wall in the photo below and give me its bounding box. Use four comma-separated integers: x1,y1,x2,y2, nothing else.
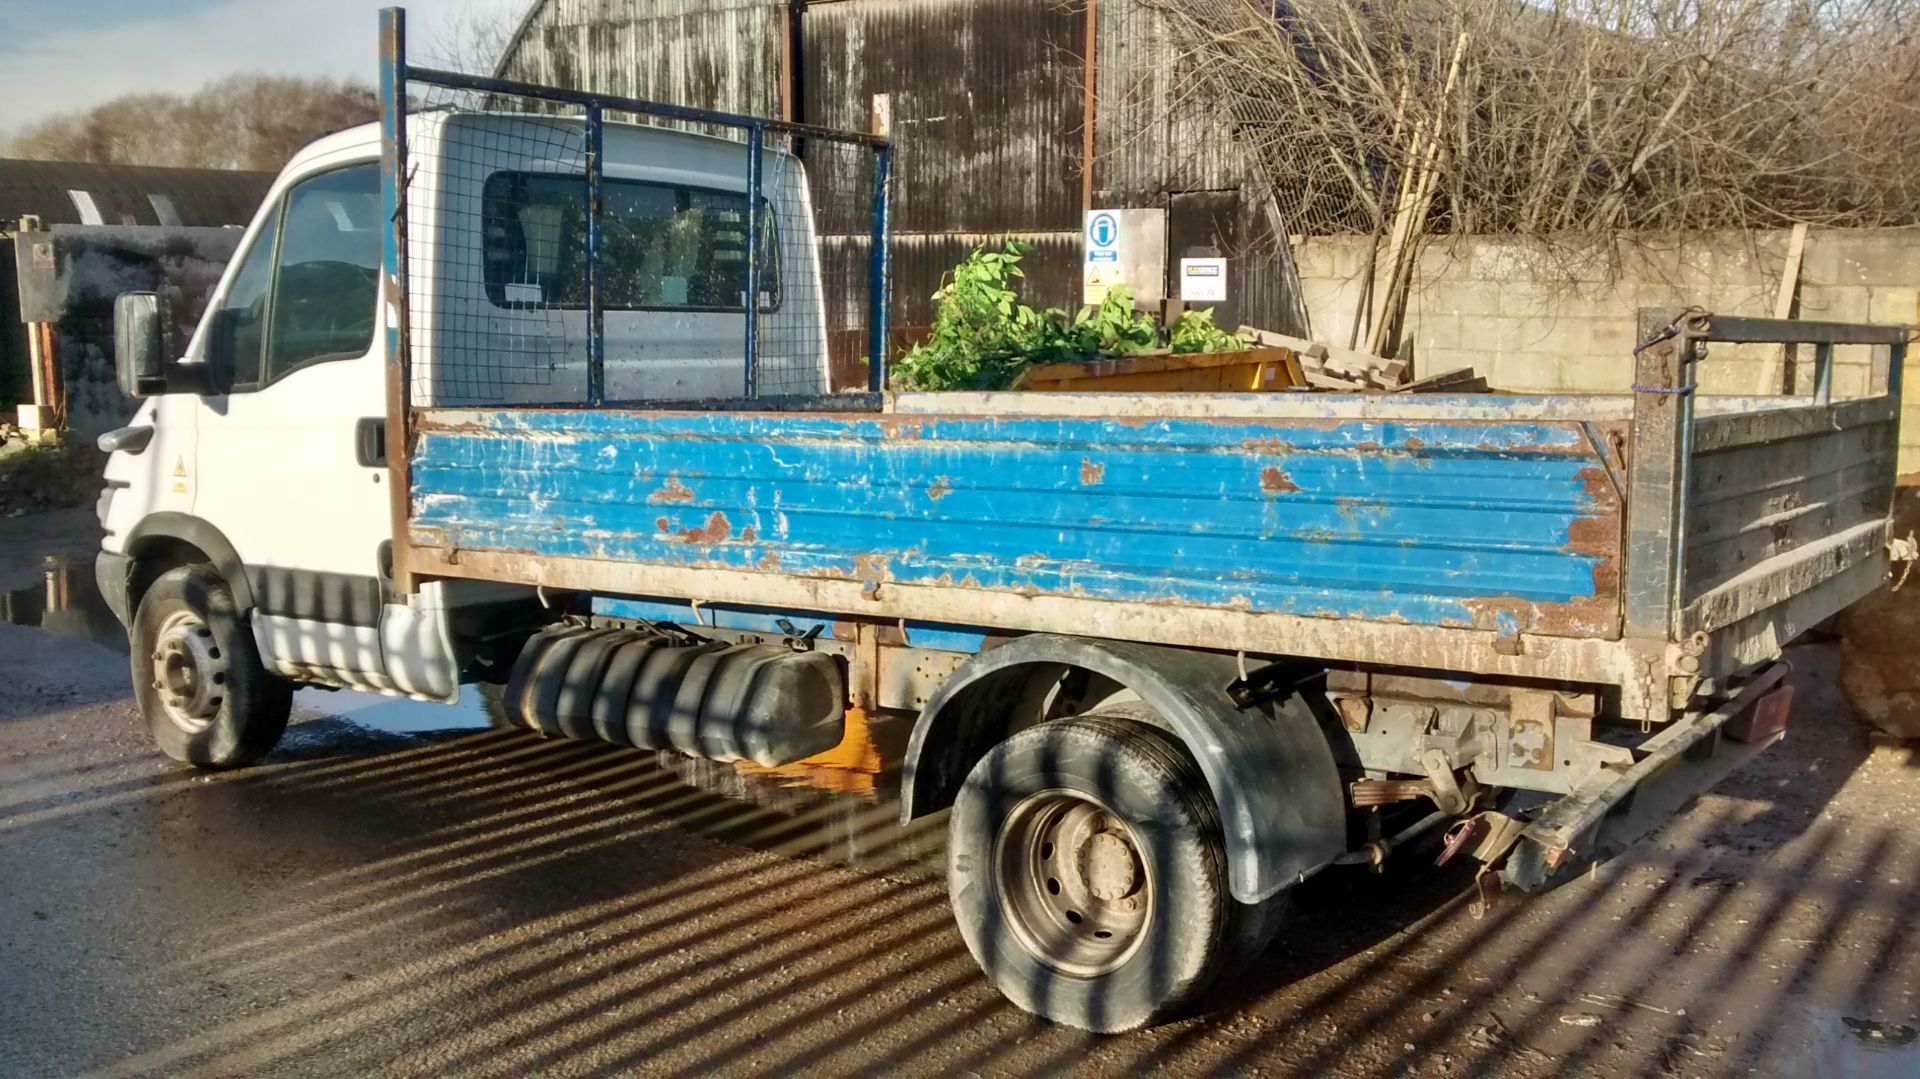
1292,227,1920,474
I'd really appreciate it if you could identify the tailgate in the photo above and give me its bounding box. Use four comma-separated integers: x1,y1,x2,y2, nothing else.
1626,310,1910,671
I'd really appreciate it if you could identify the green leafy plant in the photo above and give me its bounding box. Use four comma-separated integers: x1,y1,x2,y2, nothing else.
892,240,1253,391
1167,307,1250,354
893,240,1048,391
1034,286,1159,361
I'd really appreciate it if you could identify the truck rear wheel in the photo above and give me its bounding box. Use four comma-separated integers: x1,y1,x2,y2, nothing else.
130,564,292,768
948,714,1258,1033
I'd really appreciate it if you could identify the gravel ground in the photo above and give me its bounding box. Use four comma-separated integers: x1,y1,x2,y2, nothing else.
2,508,1917,1077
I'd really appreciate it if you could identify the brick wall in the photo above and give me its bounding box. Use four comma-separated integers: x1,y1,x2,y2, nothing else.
1292,227,1920,474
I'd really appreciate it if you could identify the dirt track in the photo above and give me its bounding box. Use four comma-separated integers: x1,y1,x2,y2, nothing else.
3,508,1917,1077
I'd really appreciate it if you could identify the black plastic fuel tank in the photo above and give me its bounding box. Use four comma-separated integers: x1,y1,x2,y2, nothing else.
502,624,846,767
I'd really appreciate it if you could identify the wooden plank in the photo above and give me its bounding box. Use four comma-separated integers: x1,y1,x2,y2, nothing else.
1022,346,1295,381
1391,367,1484,393
1760,222,1810,394
1367,31,1468,358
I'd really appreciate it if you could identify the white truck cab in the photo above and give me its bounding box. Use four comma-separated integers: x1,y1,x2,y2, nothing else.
95,113,826,765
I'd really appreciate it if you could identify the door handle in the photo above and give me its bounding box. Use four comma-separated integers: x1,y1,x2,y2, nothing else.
356,417,387,467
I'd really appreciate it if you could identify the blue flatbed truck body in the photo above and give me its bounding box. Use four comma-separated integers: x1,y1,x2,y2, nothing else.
409,404,1620,637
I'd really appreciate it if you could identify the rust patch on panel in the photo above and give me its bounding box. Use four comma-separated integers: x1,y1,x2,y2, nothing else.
880,417,929,441
1575,465,1617,505
1569,464,1626,609
1459,593,1621,639
1260,466,1301,494
927,476,953,500
852,553,894,582
647,476,696,504
1080,458,1106,485
741,526,759,543
658,511,733,546
1240,436,1297,454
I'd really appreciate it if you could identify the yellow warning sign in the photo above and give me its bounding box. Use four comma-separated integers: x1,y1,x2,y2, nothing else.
171,456,188,495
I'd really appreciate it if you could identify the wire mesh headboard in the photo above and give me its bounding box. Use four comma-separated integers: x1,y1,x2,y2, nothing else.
378,7,892,411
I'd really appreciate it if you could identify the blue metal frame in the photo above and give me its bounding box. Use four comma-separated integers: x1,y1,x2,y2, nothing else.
375,6,893,409
743,124,764,398
584,105,606,406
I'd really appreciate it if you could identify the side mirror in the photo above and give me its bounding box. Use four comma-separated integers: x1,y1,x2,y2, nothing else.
114,291,166,397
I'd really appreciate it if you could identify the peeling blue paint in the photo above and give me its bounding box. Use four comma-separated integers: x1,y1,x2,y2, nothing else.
412,408,1619,635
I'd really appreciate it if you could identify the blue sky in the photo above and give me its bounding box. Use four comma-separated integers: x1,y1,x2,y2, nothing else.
0,0,531,136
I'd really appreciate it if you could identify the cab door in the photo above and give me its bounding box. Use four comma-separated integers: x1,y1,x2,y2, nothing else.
190,159,396,688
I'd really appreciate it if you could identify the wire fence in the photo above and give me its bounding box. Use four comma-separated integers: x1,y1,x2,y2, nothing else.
382,15,890,409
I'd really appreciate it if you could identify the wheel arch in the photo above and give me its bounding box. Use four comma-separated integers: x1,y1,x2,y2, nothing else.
901,635,1348,903
124,513,254,615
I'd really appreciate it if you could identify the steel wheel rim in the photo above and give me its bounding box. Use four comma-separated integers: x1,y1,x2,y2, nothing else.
150,609,227,733
994,788,1153,978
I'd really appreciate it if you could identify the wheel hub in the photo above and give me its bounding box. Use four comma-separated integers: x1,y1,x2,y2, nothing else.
995,790,1153,977
151,611,227,733
1081,831,1140,901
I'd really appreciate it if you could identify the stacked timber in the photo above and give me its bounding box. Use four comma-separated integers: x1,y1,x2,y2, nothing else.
1237,326,1488,394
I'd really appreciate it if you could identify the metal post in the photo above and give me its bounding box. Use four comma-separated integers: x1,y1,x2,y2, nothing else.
585,104,605,407
743,124,764,399
1622,308,1696,641
866,143,893,392
1812,341,1833,405
18,216,52,438
378,7,414,593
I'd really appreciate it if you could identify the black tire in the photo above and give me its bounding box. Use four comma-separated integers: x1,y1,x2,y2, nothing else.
130,564,292,768
949,715,1248,1033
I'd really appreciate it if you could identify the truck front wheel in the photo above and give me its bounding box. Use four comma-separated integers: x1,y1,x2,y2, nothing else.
948,714,1253,1033
130,564,291,768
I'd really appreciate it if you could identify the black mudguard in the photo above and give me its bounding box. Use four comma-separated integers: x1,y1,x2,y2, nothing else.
901,635,1346,904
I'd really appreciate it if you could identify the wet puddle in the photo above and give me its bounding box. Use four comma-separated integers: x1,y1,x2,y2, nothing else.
5,555,942,878
1779,1004,1920,1079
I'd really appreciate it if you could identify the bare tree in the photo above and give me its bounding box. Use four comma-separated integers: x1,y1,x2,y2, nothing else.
1138,0,1920,236
7,75,378,171
417,3,526,74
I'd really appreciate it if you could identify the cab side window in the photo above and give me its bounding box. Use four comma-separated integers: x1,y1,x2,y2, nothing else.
203,162,381,393
264,163,381,382
205,211,278,390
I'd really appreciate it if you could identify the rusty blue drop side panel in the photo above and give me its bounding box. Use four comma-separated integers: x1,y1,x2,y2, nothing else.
410,408,1622,637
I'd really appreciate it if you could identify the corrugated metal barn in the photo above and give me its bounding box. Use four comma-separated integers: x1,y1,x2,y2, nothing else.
2,160,273,431
496,0,1309,340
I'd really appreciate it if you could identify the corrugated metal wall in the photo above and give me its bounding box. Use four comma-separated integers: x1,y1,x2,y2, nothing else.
1,160,270,419
801,0,1086,334
1091,0,1308,336
497,0,785,117
495,0,1306,347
